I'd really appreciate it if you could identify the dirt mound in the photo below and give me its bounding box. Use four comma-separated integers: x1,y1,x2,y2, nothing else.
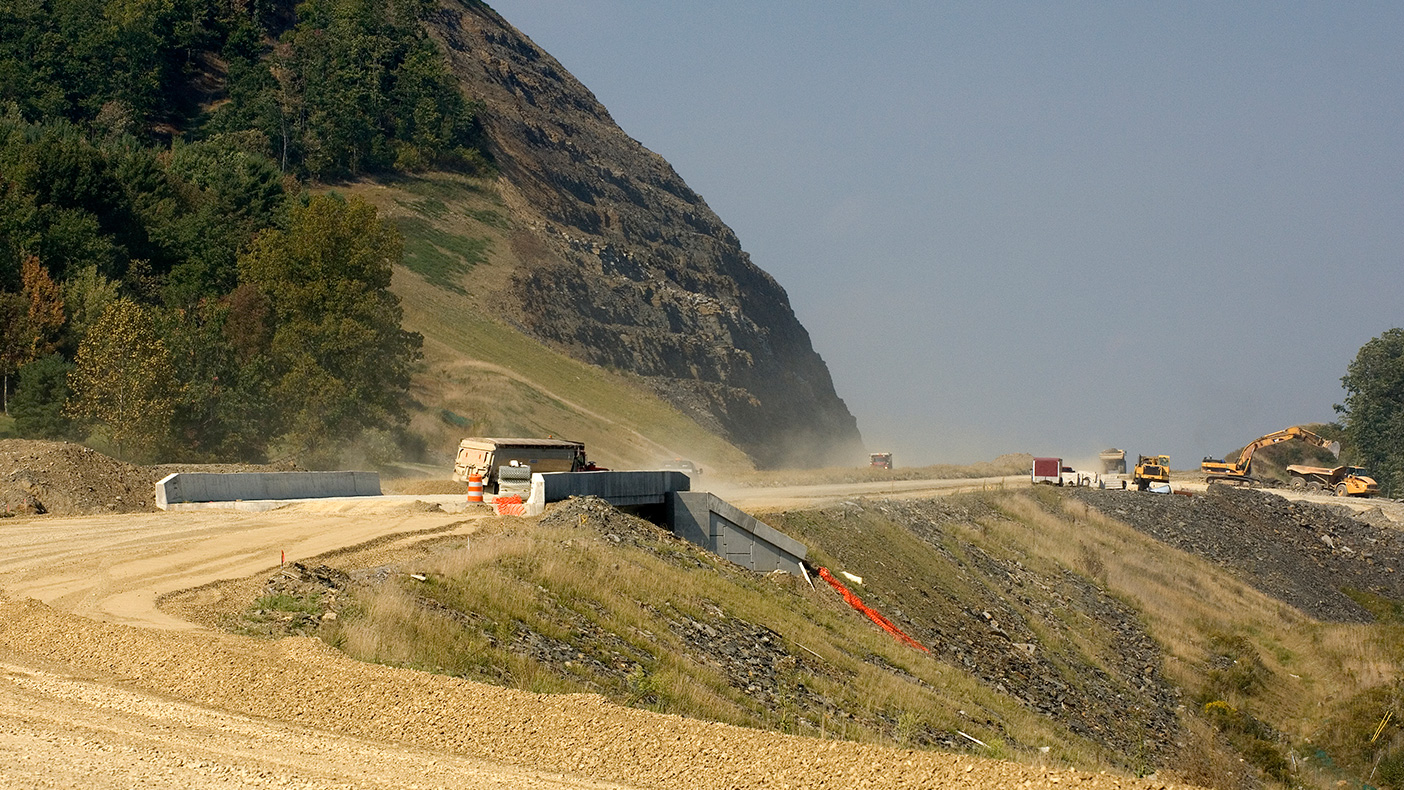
1072,486,1404,622
0,440,298,517
539,496,670,547
0,440,157,515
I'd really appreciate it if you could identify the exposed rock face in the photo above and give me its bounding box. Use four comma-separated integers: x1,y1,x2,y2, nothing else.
426,2,862,467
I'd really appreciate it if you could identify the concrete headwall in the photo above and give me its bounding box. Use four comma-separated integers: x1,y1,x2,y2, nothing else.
155,471,381,509
667,492,807,575
527,471,690,514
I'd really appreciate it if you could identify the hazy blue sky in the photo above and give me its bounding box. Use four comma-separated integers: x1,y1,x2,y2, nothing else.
485,1,1403,468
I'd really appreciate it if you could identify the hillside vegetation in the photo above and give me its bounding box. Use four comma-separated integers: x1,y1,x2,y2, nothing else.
0,0,761,472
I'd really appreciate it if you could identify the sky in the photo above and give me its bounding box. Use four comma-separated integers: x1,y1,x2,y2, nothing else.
484,1,1404,469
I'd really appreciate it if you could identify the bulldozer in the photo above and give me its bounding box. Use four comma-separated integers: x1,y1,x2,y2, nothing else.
1285,464,1378,497
1201,425,1341,486
1132,455,1171,491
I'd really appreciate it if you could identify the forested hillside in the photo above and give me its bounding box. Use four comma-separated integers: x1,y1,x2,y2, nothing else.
0,0,486,464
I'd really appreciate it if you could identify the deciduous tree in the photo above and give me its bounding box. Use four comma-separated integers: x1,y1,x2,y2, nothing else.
238,194,420,464
1337,328,1404,497
66,297,178,459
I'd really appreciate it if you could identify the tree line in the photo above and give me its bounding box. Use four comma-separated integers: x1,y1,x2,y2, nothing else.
0,0,488,464
1338,329,1404,498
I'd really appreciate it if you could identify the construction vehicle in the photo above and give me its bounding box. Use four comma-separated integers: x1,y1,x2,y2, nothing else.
1132,455,1171,491
1099,448,1127,474
1032,457,1062,485
657,458,702,477
451,437,599,494
869,452,894,469
1286,464,1378,497
1201,426,1340,486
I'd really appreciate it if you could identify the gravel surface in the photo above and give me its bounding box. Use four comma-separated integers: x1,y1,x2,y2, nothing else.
0,593,1196,790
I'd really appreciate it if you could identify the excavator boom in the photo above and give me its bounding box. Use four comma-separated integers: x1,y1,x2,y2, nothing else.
1201,426,1340,482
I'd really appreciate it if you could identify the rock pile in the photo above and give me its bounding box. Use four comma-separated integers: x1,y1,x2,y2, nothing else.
1071,486,1404,622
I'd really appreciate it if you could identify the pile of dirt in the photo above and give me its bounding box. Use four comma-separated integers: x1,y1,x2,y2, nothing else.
0,440,298,517
1071,486,1404,622
0,440,155,515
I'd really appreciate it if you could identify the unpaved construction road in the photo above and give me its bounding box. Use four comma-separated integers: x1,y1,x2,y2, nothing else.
0,485,1194,790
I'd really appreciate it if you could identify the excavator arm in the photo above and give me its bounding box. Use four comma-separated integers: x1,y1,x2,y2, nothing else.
1202,426,1340,480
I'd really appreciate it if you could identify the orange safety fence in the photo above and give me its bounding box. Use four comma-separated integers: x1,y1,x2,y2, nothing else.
816,566,928,653
494,494,527,516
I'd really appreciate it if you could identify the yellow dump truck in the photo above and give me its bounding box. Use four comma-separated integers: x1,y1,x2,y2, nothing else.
451,437,594,493
1286,464,1378,497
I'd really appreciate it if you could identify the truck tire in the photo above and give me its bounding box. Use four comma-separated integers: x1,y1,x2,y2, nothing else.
1289,476,1305,490
1307,481,1323,492
1335,482,1349,497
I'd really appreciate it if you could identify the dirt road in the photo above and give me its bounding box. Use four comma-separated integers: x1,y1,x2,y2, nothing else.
719,475,1028,510
0,487,1193,790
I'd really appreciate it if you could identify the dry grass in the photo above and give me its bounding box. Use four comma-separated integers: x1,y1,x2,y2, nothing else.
323,513,1109,769
308,485,1404,787
982,490,1403,787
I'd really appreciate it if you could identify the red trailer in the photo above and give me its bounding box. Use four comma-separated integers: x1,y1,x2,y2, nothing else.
1031,457,1062,485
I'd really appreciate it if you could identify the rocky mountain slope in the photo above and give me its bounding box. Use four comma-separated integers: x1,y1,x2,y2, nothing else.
417,2,862,468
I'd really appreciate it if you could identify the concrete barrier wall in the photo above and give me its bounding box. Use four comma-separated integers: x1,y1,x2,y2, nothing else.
667,492,807,575
155,471,381,509
528,471,690,512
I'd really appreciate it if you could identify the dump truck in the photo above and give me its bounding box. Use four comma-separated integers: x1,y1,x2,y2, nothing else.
1132,455,1171,491
869,452,894,469
451,437,596,494
1286,464,1378,497
1099,448,1127,474
1201,426,1340,486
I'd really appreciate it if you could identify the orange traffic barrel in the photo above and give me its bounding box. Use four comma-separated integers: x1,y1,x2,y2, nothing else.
466,474,484,503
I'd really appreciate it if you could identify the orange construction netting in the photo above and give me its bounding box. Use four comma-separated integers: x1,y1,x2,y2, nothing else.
816,566,928,652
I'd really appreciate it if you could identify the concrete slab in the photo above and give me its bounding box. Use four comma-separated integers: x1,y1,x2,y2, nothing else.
155,471,382,510
159,494,477,514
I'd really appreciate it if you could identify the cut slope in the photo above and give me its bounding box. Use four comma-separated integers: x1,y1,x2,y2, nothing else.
415,2,864,468
343,174,754,474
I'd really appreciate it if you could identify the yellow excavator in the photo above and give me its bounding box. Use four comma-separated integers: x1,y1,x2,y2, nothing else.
1201,426,1341,486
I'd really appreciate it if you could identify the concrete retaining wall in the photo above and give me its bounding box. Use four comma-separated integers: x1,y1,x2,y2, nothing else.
155,471,381,509
527,471,690,514
667,492,807,575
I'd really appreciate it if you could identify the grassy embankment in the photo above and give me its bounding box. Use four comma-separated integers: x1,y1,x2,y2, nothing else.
257,484,1404,789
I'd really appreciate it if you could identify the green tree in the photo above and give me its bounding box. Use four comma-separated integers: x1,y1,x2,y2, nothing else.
238,194,421,465
1337,328,1404,497
66,297,178,459
12,353,77,439
159,296,275,462
60,263,120,352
